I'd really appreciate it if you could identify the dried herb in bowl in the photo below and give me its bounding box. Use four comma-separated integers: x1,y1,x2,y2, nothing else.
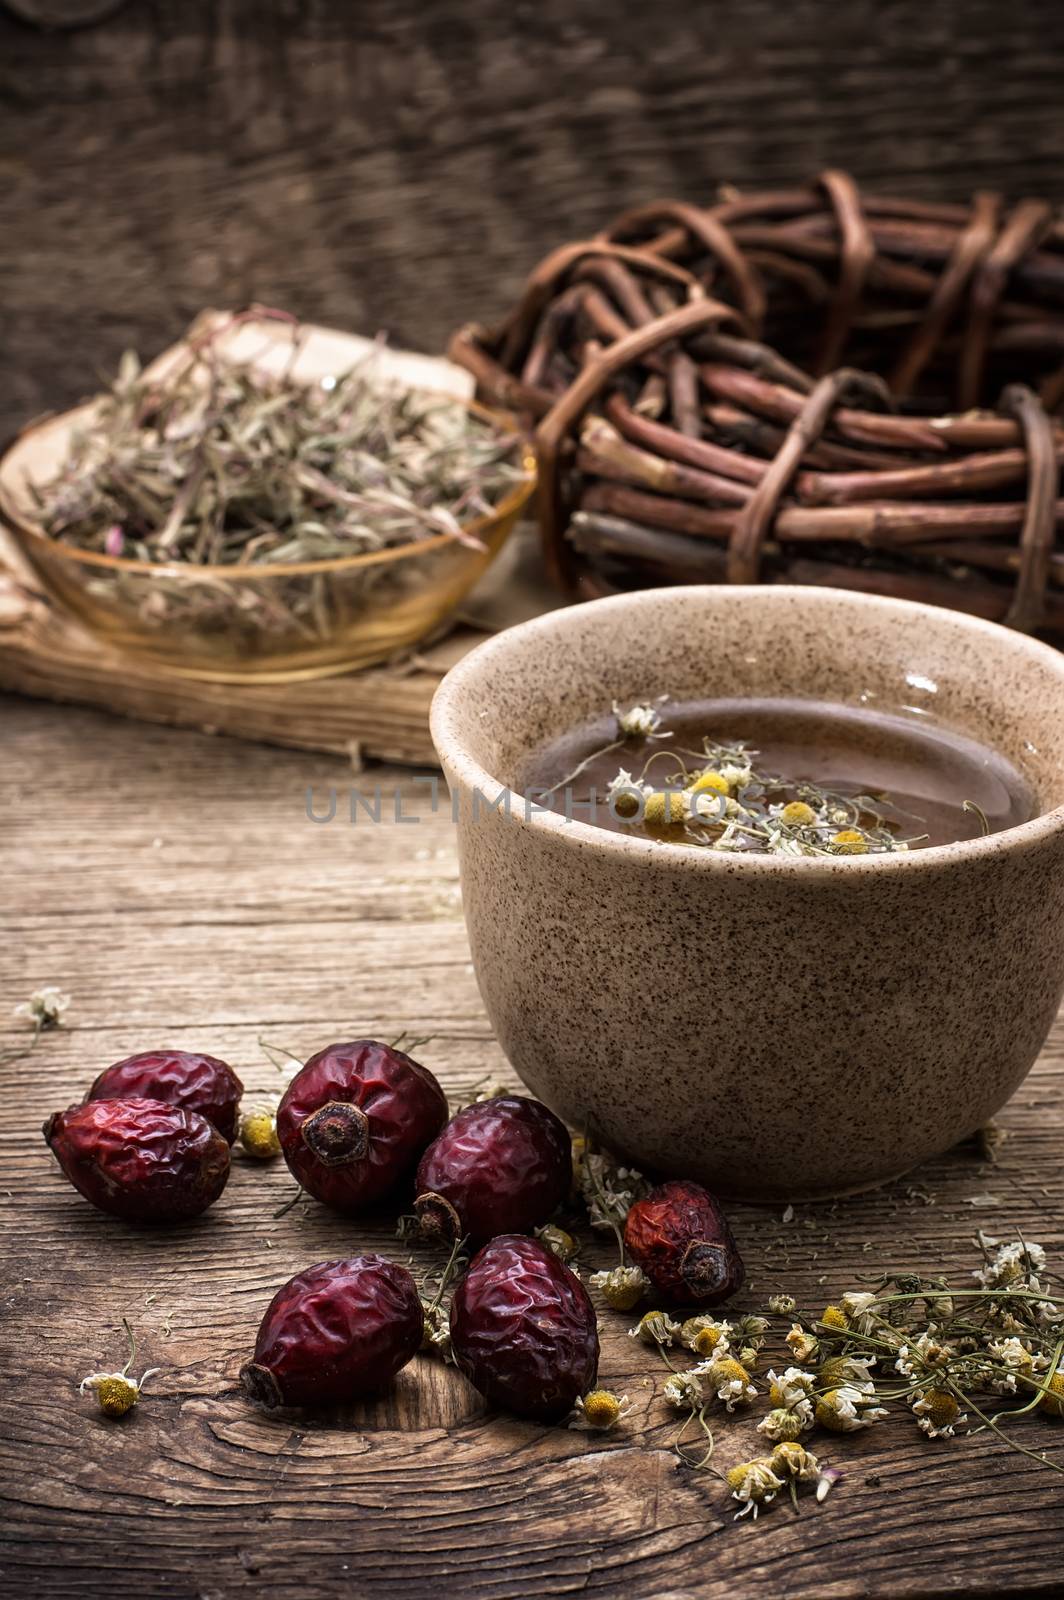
4,312,534,681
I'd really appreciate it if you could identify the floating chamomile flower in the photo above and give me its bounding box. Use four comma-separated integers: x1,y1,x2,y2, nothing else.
831,829,869,854
778,800,818,828
589,1264,648,1311
569,1389,631,1431
726,1458,783,1519
605,768,649,819
689,769,730,798
613,701,665,739
641,791,688,830
79,1319,158,1419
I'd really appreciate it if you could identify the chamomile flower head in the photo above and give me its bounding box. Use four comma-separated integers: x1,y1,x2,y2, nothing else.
589,1265,648,1311
770,1441,821,1482
818,1354,877,1393
912,1389,964,1438
757,1406,808,1443
535,1224,579,1263
679,1316,733,1358
606,769,650,819
238,1097,282,1160
820,1304,849,1331
718,759,753,791
768,1366,816,1409
642,791,688,830
839,1291,882,1332
705,1356,757,1410
629,1310,680,1348
766,1293,797,1315
895,1331,953,1378
689,769,730,798
726,1458,783,1519
663,1370,705,1411
14,985,70,1030
614,701,664,739
831,829,869,855
973,1238,1047,1289
778,800,818,828
815,1386,888,1432
79,1319,157,1419
569,1389,631,1431
786,1324,819,1363
1039,1367,1064,1418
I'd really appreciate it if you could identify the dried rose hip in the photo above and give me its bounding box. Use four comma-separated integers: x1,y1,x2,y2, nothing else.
624,1178,744,1305
44,1098,230,1222
276,1040,447,1212
241,1255,423,1408
413,1095,572,1245
85,1050,244,1144
449,1234,598,1421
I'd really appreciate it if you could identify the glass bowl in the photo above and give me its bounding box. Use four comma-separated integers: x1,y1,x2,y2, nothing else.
0,397,535,685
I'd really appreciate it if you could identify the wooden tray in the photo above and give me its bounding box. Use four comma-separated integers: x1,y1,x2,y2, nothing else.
0,526,556,767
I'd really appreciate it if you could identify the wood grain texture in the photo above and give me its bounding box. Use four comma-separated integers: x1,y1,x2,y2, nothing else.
3,1,1064,442
1,696,1063,1598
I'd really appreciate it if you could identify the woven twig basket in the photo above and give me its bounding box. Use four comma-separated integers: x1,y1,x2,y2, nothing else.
450,172,1064,637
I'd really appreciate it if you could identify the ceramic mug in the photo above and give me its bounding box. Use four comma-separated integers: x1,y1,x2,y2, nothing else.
431,586,1064,1199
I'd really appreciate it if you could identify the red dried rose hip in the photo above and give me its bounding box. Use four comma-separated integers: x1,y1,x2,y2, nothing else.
413,1095,572,1245
624,1179,745,1305
449,1235,599,1421
86,1050,244,1143
44,1097,230,1222
241,1255,423,1408
276,1040,448,1212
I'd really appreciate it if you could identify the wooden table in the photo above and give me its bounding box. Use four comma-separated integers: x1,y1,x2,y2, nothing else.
3,695,1062,1599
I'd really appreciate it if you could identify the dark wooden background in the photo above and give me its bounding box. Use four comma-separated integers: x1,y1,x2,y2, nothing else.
3,0,1064,442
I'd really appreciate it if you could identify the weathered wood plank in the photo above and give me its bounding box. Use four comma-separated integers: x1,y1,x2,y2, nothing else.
3,0,1064,441
1,698,1062,1598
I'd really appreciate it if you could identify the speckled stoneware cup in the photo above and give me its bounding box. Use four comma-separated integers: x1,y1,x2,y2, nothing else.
431,586,1064,1199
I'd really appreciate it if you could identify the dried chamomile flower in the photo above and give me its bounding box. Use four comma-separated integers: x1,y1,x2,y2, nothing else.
663,1370,705,1411
679,1315,733,1358
535,1224,579,1263
238,1096,282,1160
839,1291,881,1333
757,1407,808,1443
421,1305,452,1360
818,1354,876,1393
786,1324,819,1363
702,1356,757,1411
895,1331,954,1378
768,1366,816,1409
738,1345,760,1371
79,1319,158,1419
766,1293,797,1315
735,1314,769,1343
912,1388,965,1438
589,1264,648,1311
1039,1367,1064,1417
14,985,70,1031
629,1310,680,1348
613,701,664,739
778,800,817,828
606,769,649,818
820,1304,849,1331
769,1441,821,1482
579,1150,648,1232
689,769,730,798
973,1237,1046,1289
642,791,688,830
815,1385,888,1432
831,829,869,855
569,1390,631,1431
726,1458,783,1520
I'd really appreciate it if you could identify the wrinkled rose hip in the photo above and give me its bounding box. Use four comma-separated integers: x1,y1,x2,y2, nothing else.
624,1178,745,1305
242,1255,423,1408
449,1235,599,1421
414,1095,572,1245
44,1098,230,1222
86,1050,244,1144
277,1041,448,1212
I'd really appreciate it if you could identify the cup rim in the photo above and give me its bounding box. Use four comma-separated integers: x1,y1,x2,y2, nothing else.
431,584,1064,874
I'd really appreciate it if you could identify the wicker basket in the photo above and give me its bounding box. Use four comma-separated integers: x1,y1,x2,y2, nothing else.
450,172,1064,637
